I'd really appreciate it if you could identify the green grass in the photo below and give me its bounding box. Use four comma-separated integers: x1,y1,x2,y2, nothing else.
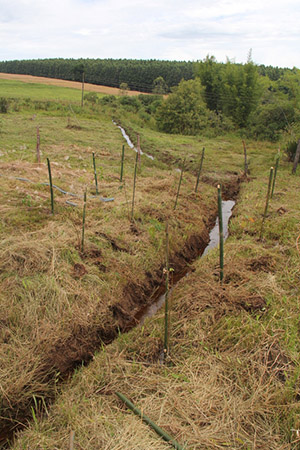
1,77,300,449
0,77,110,104
0,79,88,103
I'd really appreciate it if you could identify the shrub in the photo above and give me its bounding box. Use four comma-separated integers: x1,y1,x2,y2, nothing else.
119,96,141,113
0,97,9,113
248,101,298,141
98,95,117,106
156,79,211,135
84,92,98,104
282,122,300,161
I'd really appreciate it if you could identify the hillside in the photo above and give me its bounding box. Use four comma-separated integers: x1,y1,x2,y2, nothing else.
0,77,300,449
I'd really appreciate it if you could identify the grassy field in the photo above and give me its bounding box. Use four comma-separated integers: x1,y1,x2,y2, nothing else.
0,72,146,100
0,77,300,449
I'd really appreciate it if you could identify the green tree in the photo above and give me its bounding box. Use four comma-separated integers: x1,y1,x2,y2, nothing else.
120,82,129,95
73,62,85,82
195,55,222,111
220,61,261,127
156,79,210,135
152,76,168,94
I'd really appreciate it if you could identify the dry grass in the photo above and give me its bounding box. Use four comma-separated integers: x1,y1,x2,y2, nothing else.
1,94,299,448
9,147,300,450
0,110,222,443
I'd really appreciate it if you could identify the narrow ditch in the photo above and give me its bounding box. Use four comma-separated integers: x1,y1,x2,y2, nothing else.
1,124,241,448
137,199,235,326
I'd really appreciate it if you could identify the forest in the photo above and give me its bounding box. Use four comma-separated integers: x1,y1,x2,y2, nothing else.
0,56,299,143
0,58,194,93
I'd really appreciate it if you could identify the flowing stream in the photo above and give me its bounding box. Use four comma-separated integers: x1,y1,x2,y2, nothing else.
139,200,235,324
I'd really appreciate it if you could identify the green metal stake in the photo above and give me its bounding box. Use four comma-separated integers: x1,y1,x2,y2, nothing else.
120,144,125,182
271,152,280,198
260,167,274,239
217,184,224,283
164,221,170,355
47,158,54,214
115,392,185,450
92,152,98,195
81,190,87,253
131,152,138,221
195,147,205,192
174,158,185,210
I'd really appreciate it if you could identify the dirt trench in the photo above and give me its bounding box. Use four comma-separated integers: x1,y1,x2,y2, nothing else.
0,176,241,447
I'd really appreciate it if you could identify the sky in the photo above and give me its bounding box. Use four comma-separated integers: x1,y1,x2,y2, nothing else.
0,0,299,68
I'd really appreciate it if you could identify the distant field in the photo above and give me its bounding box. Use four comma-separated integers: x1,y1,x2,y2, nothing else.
0,72,144,100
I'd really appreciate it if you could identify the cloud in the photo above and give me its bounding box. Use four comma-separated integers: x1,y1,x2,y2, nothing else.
0,0,299,67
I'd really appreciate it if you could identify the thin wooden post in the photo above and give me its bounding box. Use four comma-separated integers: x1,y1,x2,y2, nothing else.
115,392,184,450
131,152,138,221
217,185,224,283
174,158,185,210
292,139,300,174
69,431,75,450
81,72,85,108
260,167,274,239
137,134,141,170
164,221,170,355
81,190,87,252
271,150,280,198
92,152,98,195
120,144,125,182
36,126,41,164
195,147,205,193
47,158,54,214
242,140,248,176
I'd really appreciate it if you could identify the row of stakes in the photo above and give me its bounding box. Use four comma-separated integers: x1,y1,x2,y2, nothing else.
45,145,206,249
46,142,280,450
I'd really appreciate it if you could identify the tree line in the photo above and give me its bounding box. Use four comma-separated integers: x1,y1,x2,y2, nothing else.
0,58,194,93
156,56,300,142
0,56,299,144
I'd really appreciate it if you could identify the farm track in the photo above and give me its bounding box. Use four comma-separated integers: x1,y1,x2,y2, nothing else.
0,175,242,447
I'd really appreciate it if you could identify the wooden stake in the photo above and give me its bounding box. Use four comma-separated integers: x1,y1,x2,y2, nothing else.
271,150,280,198
92,152,99,195
217,185,224,283
36,126,41,164
137,134,141,170
131,152,138,221
120,144,125,182
164,221,170,355
81,190,87,252
174,158,185,210
81,72,85,108
195,147,205,193
69,431,75,450
260,167,274,239
242,140,248,176
47,158,54,214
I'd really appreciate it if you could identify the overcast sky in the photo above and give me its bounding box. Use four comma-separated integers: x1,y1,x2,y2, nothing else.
0,0,299,68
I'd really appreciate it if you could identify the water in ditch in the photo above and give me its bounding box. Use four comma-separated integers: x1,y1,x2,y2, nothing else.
139,199,235,324
113,121,154,160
